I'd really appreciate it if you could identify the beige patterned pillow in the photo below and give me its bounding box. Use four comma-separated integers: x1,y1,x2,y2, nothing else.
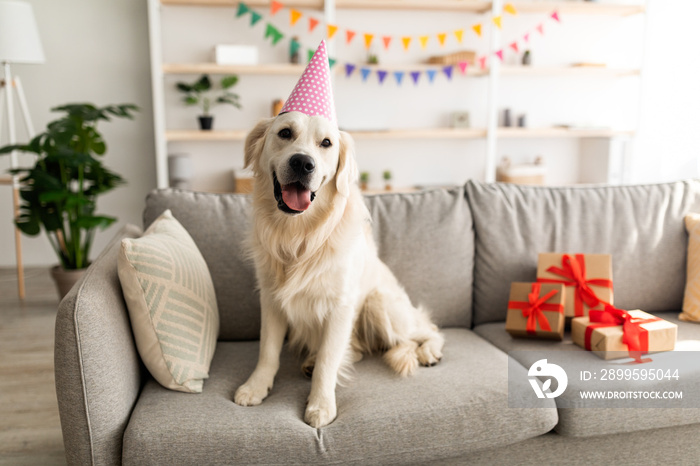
681,213,700,322
118,210,219,393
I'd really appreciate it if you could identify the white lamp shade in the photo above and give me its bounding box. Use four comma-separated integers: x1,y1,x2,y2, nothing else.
0,1,45,64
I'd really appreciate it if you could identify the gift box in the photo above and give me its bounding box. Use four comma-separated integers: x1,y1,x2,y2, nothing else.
571,307,677,362
505,282,566,340
537,253,613,319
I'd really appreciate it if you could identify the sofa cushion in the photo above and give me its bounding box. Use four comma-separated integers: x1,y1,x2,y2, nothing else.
466,180,700,326
122,329,557,465
473,311,700,437
364,187,473,328
118,210,219,393
144,187,474,340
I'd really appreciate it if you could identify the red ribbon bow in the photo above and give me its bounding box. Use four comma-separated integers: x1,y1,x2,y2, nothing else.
585,304,661,363
538,254,613,317
508,283,563,334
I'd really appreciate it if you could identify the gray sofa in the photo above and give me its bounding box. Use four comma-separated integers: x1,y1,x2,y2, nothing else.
55,180,700,465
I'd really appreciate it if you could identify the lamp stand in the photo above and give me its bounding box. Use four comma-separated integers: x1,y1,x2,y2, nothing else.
1,61,36,300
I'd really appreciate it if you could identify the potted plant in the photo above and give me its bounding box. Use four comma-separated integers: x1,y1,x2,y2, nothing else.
383,170,393,191
0,103,139,298
360,172,370,191
176,74,242,130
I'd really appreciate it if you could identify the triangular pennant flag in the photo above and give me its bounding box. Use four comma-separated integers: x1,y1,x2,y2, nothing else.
265,23,284,45
250,11,262,26
236,3,250,18
443,65,453,80
504,3,518,15
458,61,468,74
307,49,314,62
290,9,302,26
270,1,283,16
510,41,519,52
290,37,301,57
492,16,502,29
329,57,336,68
472,24,482,37
479,56,487,69
402,36,411,50
346,30,356,44
419,36,429,49
410,71,420,85
536,24,544,35
364,33,374,49
309,17,319,32
394,71,404,85
551,11,560,22
345,63,356,77
437,33,447,47
454,29,464,43
382,36,392,50
327,24,338,39
426,69,437,83
377,70,388,84
360,67,371,82
523,32,530,42
495,50,504,61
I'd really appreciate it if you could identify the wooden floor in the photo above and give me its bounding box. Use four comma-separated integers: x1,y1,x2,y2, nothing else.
0,267,66,465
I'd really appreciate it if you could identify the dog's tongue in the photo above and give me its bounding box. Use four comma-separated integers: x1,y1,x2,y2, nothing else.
282,183,312,211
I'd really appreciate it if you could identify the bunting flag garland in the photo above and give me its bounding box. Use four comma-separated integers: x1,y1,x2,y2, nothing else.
270,1,283,15
235,2,562,88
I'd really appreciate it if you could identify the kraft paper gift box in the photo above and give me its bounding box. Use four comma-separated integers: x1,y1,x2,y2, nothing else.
537,253,613,319
571,308,677,361
505,282,566,340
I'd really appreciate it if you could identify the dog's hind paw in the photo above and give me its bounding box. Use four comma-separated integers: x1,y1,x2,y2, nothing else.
417,342,442,367
234,382,269,406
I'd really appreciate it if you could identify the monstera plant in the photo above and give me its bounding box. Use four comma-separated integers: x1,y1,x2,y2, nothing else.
0,103,138,296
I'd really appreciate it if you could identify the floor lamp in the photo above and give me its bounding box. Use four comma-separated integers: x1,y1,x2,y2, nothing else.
0,0,45,300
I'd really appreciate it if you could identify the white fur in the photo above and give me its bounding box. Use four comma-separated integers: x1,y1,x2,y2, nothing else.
233,112,444,428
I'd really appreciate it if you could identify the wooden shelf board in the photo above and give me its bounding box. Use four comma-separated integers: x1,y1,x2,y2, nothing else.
510,1,645,16
500,65,640,77
163,63,309,75
166,129,248,141
161,0,324,8
498,127,635,139
348,128,488,140
335,0,491,13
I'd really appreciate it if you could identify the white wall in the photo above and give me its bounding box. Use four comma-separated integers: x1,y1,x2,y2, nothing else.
0,0,698,267
0,0,156,267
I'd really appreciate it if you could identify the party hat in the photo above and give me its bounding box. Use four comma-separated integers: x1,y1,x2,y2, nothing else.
279,40,337,125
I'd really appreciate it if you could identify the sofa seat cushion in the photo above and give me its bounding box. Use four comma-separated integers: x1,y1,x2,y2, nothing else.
474,312,700,437
122,329,557,465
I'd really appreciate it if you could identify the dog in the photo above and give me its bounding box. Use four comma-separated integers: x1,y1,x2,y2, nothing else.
233,112,445,428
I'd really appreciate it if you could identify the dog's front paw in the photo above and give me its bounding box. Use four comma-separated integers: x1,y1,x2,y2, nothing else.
234,382,270,406
304,401,337,428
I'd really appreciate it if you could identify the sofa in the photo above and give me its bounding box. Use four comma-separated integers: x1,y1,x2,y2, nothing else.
55,179,700,465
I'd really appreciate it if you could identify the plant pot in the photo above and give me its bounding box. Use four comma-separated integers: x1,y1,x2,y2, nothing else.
198,115,214,130
50,265,86,300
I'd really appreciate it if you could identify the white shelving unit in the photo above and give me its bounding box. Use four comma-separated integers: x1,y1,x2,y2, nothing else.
148,0,646,189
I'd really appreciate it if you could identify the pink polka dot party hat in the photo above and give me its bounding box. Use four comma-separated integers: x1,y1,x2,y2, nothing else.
279,40,337,125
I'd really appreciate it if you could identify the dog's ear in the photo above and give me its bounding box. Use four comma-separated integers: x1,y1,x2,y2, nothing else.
244,118,274,172
336,131,359,198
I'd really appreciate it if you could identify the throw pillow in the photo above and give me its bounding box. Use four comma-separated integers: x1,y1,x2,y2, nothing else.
118,209,219,393
681,213,700,322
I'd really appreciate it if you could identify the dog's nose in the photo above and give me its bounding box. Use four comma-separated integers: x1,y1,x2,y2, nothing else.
289,154,315,175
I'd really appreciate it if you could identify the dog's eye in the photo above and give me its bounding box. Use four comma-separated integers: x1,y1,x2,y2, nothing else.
320,138,332,148
278,128,292,139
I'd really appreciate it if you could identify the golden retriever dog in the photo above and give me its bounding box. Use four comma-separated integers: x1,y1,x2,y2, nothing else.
233,112,444,428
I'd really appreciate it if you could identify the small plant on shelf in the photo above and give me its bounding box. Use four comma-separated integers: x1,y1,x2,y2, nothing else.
360,172,370,191
383,170,392,191
176,74,242,130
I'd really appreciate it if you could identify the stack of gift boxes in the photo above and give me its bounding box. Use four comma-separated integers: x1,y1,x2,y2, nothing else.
505,253,678,362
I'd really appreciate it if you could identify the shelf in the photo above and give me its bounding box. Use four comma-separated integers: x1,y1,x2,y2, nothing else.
348,128,487,140
500,65,640,77
163,63,308,75
335,0,491,13
161,0,324,8
167,130,247,141
497,127,634,139
510,1,645,16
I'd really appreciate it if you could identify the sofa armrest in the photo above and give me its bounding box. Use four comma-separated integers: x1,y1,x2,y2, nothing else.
55,224,143,466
